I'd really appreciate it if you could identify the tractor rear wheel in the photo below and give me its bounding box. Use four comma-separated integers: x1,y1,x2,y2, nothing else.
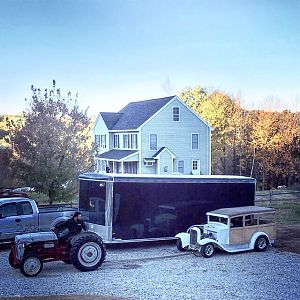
20,254,43,277
70,234,106,272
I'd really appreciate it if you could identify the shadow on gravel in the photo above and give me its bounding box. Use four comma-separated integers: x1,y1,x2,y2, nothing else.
0,295,128,300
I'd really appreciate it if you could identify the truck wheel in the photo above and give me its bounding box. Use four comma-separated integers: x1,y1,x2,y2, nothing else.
20,255,43,277
201,243,215,258
176,239,185,252
8,251,19,269
254,236,268,252
70,234,106,272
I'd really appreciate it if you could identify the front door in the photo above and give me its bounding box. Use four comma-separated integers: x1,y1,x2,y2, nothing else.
0,202,22,240
229,216,244,244
18,201,38,233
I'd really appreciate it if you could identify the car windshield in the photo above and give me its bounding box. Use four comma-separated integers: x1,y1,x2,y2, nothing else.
209,215,228,224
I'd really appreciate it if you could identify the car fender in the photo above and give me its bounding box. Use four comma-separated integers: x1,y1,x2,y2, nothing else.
175,232,190,248
197,238,221,249
249,232,270,250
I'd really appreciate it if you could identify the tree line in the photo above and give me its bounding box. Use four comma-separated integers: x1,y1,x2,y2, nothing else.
0,81,94,204
179,86,300,190
1,82,298,205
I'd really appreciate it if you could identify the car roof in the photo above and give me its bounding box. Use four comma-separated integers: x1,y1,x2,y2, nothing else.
207,206,276,218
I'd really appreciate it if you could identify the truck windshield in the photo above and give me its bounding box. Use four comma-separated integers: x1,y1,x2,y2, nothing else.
79,180,106,226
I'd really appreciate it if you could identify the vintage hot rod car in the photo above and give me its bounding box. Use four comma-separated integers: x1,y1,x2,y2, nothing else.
175,206,276,257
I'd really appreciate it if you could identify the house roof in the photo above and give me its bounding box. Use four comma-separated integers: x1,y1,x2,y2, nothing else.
100,112,123,130
95,150,138,160
207,206,276,218
153,147,176,158
109,96,175,130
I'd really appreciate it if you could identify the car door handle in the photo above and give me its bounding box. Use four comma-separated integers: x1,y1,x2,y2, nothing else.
15,219,21,223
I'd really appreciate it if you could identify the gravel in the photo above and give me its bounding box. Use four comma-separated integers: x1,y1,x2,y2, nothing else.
0,244,299,300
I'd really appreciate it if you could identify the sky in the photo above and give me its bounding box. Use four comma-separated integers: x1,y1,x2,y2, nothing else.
1,0,300,115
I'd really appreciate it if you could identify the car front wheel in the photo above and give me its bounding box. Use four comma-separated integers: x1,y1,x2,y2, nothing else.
201,243,215,258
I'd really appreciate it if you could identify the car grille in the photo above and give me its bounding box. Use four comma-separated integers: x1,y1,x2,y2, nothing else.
190,229,198,247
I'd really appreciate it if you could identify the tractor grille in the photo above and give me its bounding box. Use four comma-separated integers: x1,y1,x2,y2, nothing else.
190,229,198,247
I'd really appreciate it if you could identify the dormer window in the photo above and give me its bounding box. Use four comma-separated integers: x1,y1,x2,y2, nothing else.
173,107,180,121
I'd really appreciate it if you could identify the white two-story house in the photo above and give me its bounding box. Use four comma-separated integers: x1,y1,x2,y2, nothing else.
93,95,211,175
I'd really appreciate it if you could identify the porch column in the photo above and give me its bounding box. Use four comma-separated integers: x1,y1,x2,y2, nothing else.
121,162,124,174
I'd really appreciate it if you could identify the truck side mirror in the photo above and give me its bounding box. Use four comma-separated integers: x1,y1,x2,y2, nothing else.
0,213,4,219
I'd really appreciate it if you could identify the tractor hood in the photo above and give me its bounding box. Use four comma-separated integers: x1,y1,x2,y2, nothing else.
15,231,58,244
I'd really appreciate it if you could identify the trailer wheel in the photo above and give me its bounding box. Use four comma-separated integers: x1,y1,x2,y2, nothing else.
176,239,186,252
70,234,106,272
254,236,268,252
8,251,19,269
201,243,215,258
20,254,43,277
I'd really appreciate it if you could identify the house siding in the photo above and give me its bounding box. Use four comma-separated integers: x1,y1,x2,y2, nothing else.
94,115,109,154
140,98,210,175
158,151,173,174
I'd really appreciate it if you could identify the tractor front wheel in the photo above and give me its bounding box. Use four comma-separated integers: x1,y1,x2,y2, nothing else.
8,251,19,269
20,254,43,277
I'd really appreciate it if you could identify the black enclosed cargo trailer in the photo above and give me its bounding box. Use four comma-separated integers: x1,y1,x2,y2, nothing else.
79,173,256,243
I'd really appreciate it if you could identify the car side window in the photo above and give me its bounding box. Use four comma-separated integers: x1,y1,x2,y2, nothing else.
245,215,258,226
230,216,243,228
20,202,33,215
0,203,18,217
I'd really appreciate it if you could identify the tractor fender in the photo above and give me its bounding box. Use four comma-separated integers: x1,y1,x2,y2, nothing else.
175,232,190,248
50,217,70,229
249,232,270,250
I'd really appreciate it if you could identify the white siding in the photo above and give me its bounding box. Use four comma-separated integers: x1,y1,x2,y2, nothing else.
140,98,210,175
94,115,109,153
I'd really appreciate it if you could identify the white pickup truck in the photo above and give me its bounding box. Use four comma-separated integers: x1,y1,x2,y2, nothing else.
0,197,76,243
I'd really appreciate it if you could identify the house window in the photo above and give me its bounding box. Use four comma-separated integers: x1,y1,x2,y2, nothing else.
95,135,100,147
191,133,199,150
192,160,199,170
123,134,129,148
178,160,184,173
173,107,180,121
113,134,120,148
131,134,138,149
149,134,157,150
100,135,106,148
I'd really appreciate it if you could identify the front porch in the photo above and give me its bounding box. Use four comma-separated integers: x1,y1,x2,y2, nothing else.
95,150,139,174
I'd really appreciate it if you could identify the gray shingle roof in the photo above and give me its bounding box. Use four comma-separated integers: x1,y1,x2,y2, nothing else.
103,96,175,130
100,112,123,130
95,150,138,160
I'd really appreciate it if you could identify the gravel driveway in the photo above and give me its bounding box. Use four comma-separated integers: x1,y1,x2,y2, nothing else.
0,244,299,300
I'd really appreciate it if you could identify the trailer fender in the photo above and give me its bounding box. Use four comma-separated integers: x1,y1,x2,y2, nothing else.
249,232,270,250
175,232,190,248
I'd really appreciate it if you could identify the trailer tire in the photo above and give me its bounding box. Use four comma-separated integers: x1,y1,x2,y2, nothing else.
176,239,185,252
201,243,215,258
254,235,268,252
8,251,19,269
20,254,43,277
70,234,106,272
